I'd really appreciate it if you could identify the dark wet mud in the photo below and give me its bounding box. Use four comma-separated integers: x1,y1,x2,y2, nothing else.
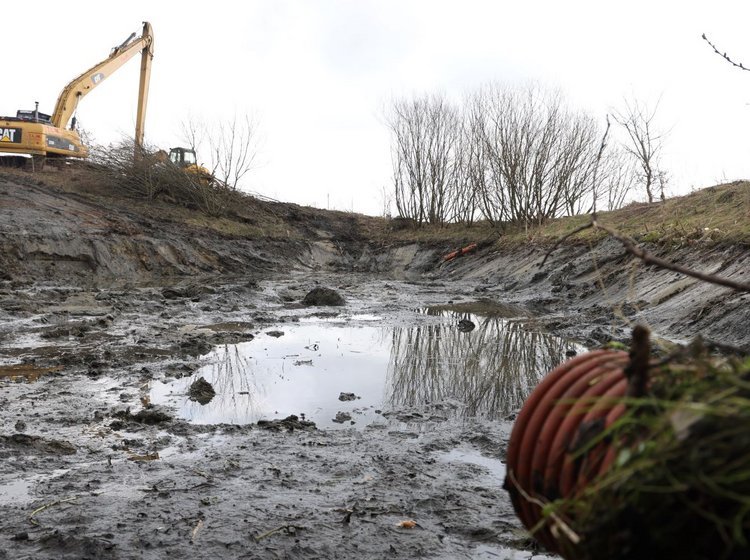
1,275,563,560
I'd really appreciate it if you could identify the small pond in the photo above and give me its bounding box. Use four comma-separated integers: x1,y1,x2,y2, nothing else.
151,310,584,428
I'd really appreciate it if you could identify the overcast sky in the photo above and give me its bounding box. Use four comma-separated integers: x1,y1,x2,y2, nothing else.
5,1,750,215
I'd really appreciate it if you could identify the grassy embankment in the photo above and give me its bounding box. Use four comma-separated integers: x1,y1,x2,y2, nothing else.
3,166,749,248
382,181,750,249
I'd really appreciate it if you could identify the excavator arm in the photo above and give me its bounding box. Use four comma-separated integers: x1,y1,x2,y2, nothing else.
51,22,154,148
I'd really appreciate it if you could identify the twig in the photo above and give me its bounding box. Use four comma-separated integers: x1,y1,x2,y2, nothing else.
591,115,611,216
702,33,750,72
592,218,750,292
28,497,78,526
191,469,212,480
543,217,750,292
625,325,651,398
253,525,299,542
506,470,581,545
190,519,204,543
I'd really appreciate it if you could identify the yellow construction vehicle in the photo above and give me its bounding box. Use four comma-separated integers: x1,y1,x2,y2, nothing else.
165,147,214,184
0,22,154,169
168,147,200,170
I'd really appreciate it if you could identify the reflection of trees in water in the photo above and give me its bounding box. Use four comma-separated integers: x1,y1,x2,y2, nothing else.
385,313,570,419
183,344,262,424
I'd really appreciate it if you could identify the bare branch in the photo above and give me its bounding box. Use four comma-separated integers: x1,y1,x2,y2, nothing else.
591,219,750,291
612,97,667,203
702,33,750,72
544,217,750,292
540,221,594,266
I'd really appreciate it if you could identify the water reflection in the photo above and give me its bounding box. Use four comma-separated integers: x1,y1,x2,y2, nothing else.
181,345,263,424
387,312,576,419
152,311,583,427
151,326,392,427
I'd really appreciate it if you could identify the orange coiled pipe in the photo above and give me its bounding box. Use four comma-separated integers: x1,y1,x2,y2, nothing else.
504,349,630,554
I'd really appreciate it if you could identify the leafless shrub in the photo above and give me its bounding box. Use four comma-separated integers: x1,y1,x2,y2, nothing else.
89,138,235,216
181,113,260,191
470,84,603,230
386,85,632,229
613,97,668,203
385,93,463,226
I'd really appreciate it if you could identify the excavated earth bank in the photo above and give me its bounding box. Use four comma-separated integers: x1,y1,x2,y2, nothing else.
1,172,748,559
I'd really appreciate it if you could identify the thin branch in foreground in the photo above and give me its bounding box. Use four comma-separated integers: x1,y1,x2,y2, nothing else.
540,221,595,267
592,219,750,292
506,470,581,545
702,33,750,72
542,218,750,292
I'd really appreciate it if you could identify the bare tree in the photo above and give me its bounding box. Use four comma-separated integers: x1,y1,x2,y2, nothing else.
612,97,667,204
469,83,602,229
181,113,260,191
210,114,259,190
385,93,462,225
445,114,479,225
598,146,638,211
179,115,205,155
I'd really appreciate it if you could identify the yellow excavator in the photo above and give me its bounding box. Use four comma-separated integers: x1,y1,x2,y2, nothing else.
0,22,154,169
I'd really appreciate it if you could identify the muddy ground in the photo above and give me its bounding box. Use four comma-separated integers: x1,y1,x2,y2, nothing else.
1,172,749,559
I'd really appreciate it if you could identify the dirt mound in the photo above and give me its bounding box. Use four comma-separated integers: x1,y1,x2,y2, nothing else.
302,287,345,306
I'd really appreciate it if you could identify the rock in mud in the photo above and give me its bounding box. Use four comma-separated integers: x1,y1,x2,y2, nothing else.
457,319,475,332
188,376,216,405
113,407,172,426
257,415,316,431
302,287,345,306
332,411,352,423
338,392,359,401
11,532,29,542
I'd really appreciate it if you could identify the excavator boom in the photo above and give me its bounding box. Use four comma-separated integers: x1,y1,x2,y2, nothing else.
51,22,154,133
134,23,154,150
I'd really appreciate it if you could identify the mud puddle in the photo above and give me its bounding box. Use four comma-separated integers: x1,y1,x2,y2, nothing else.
152,310,584,429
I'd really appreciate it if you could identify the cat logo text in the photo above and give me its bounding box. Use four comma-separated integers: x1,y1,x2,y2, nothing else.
0,127,22,143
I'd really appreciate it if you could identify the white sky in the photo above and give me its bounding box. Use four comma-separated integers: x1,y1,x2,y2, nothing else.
5,1,750,215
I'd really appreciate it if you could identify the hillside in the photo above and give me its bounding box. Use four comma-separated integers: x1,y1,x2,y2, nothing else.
1,167,749,283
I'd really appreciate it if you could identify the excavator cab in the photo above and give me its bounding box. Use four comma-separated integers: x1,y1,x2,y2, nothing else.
168,147,197,168
167,146,213,184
